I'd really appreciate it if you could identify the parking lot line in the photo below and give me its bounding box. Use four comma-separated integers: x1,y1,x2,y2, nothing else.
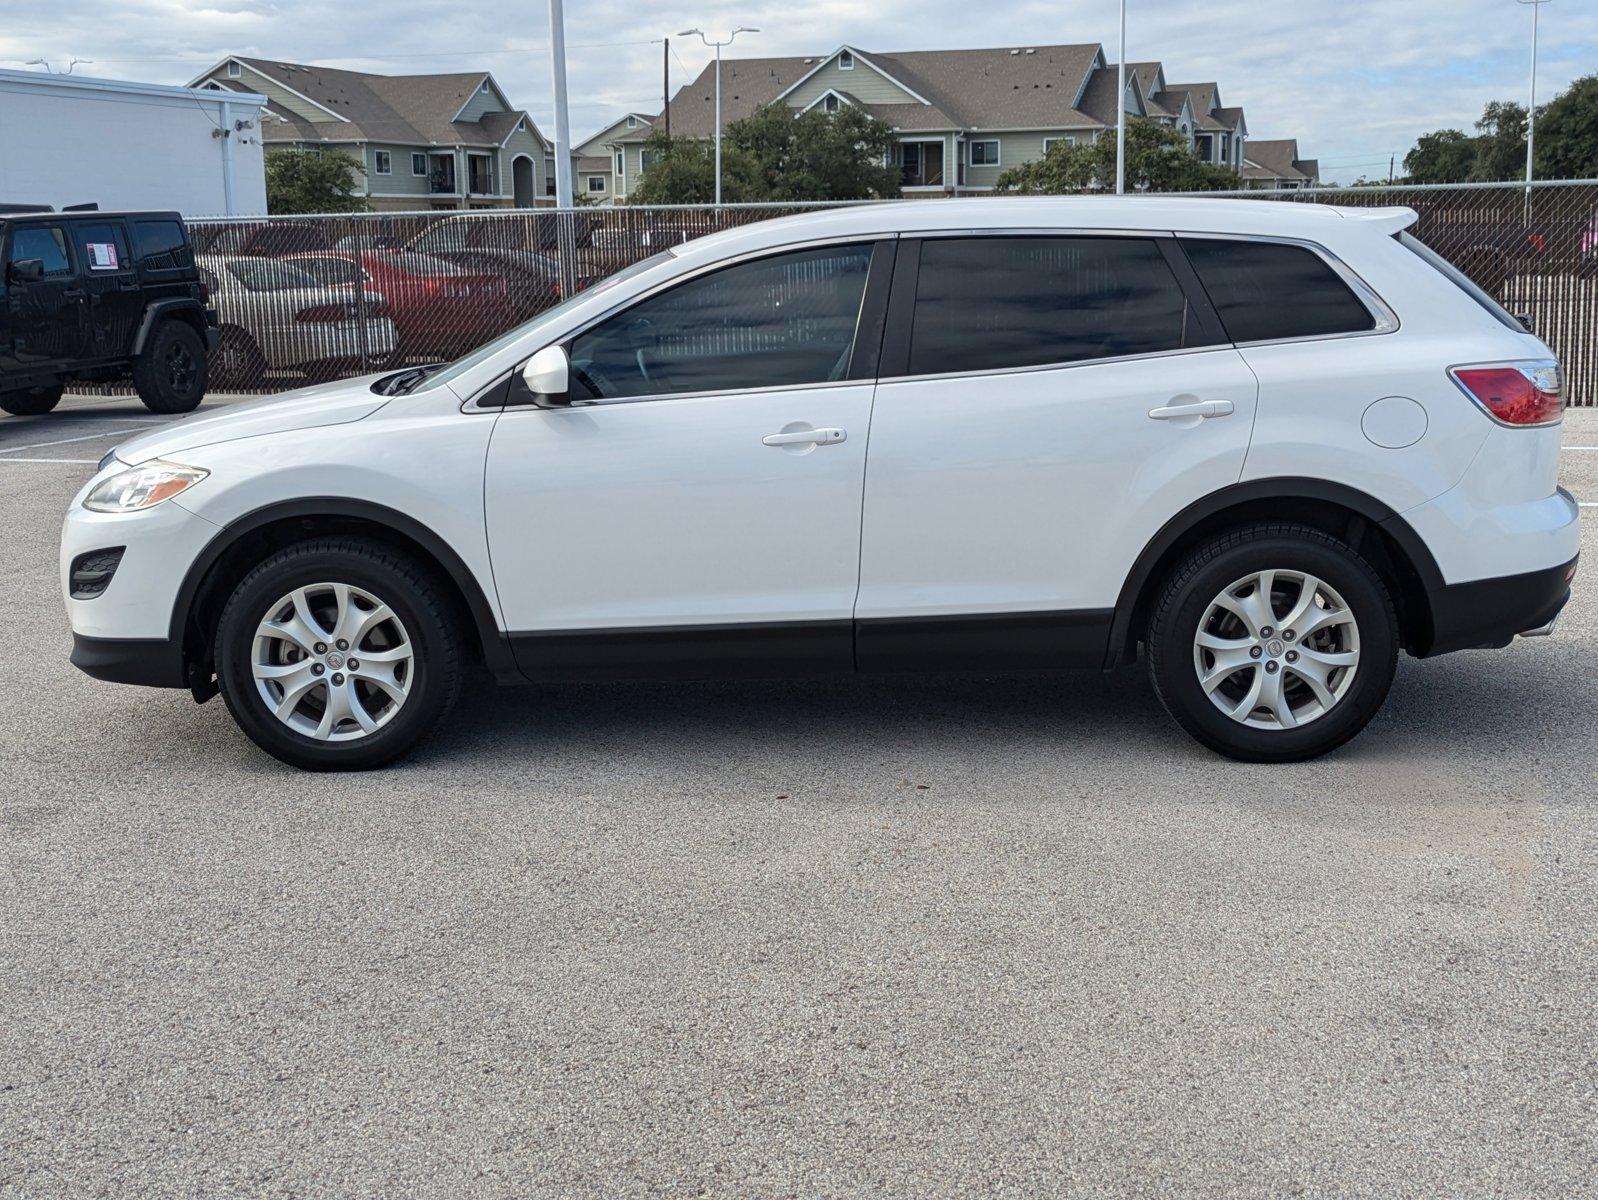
0,427,153,455
0,457,101,464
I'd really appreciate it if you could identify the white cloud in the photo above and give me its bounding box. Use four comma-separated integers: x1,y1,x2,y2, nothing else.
2,0,1593,182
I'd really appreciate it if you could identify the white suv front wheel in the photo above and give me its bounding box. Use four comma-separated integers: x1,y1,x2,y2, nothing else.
1146,524,1399,763
215,538,463,771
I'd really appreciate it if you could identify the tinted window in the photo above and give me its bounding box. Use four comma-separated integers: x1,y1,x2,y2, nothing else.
1180,238,1376,343
225,259,322,291
568,243,874,401
72,222,131,272
9,225,72,275
908,237,1198,375
293,256,365,285
133,220,192,272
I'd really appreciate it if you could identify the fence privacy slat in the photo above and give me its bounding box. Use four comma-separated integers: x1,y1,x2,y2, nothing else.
147,180,1598,404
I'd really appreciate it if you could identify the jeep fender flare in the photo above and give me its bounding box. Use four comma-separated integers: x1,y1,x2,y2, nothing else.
132,299,208,356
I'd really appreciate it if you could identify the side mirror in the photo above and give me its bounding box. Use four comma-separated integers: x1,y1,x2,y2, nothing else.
9,258,44,283
519,343,570,408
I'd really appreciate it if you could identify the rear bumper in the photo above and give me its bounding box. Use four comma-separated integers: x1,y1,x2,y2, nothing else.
70,633,186,688
1423,554,1578,655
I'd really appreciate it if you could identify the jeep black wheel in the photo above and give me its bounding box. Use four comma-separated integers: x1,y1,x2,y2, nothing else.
0,383,64,416
133,321,208,414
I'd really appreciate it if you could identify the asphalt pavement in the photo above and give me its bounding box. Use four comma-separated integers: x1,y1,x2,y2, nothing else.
1,396,1594,1197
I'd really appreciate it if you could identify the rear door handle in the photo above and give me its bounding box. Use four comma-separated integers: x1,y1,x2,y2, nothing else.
1148,399,1233,421
762,427,846,447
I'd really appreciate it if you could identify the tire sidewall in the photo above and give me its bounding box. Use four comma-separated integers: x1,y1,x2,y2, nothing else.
0,383,64,416
1151,533,1398,762
137,321,208,413
216,547,455,770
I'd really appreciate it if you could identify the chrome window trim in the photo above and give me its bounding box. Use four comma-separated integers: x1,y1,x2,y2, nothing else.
875,342,1244,389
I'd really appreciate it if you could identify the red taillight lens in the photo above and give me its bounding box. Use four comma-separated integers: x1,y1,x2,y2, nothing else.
1451,363,1564,427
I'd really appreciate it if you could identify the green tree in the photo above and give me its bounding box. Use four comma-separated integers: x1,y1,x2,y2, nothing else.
993,119,1235,194
264,148,366,214
1403,128,1477,184
727,104,901,200
1533,74,1598,180
627,131,761,204
1471,100,1529,181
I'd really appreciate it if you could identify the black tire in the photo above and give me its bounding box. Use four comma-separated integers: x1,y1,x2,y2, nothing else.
132,320,208,413
212,327,267,390
214,538,464,771
1146,523,1399,763
0,383,64,416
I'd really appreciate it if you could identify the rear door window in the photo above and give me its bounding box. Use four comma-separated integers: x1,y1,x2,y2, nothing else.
905,236,1206,376
9,225,74,276
71,222,132,273
1179,238,1377,343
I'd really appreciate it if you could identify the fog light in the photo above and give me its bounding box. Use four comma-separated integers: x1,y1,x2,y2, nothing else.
70,547,126,599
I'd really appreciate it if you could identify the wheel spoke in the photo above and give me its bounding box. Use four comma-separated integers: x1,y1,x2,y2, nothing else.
273,670,321,720
315,678,356,738
1295,604,1353,640
1257,669,1297,728
1288,664,1336,711
1199,648,1256,694
346,683,379,734
1228,667,1264,721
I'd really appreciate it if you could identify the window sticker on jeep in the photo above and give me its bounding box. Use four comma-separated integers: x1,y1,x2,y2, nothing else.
86,242,120,270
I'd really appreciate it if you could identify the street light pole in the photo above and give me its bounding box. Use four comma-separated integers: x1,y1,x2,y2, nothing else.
1517,0,1552,196
547,0,574,209
1115,0,1127,194
680,27,759,207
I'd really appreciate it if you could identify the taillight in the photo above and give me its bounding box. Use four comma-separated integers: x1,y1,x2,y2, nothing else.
1450,362,1563,427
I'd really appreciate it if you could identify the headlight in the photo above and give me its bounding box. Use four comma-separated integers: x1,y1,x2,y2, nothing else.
83,459,209,513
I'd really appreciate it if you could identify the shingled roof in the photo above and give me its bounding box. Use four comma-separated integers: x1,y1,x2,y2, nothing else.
219,57,545,149
1242,138,1318,184
639,43,1112,141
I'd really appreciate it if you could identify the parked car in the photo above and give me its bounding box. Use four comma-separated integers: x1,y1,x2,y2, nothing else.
400,219,568,320
195,220,333,259
197,255,396,386
1,209,214,415
63,199,1578,770
285,250,515,361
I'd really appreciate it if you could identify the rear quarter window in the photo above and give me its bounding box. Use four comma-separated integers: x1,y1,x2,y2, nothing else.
133,220,193,273
1179,238,1378,343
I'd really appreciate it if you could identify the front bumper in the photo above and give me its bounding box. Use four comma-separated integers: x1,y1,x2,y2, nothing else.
1424,554,1578,655
70,633,186,688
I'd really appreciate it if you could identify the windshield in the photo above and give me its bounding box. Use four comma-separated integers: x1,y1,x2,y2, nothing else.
413,250,675,392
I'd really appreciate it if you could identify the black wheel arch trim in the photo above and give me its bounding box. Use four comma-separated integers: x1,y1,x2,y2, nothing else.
1105,476,1447,668
170,497,518,683
132,299,209,355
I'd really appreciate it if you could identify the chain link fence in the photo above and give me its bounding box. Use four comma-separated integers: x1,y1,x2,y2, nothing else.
180,179,1597,402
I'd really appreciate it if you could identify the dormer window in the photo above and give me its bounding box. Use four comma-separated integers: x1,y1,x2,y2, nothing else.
480,80,490,94
823,93,839,112
226,60,240,78
838,50,854,70
626,115,637,128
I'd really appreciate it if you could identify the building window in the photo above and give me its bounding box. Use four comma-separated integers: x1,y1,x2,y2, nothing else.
838,50,854,70
227,60,240,79
640,149,662,172
1221,134,1230,160
615,151,624,175
823,93,840,113
1043,136,1076,154
374,150,392,175
626,115,637,128
587,175,606,193
969,139,1000,166
411,153,427,176
480,80,490,94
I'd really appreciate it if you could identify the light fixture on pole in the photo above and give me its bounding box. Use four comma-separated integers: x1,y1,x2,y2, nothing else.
1517,0,1552,197
1115,0,1127,195
679,26,759,206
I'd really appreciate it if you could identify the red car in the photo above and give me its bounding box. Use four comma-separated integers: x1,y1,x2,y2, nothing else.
285,251,515,362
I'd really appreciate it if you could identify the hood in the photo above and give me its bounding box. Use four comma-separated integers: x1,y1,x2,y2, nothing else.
112,376,391,465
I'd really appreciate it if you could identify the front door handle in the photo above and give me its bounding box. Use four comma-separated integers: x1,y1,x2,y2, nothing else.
1148,399,1234,421
762,427,846,447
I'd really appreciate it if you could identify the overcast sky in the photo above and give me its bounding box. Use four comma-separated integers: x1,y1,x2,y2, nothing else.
4,0,1595,184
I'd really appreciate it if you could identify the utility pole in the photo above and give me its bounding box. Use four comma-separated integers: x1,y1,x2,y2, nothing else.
1518,0,1551,195
1388,154,1395,185
663,38,671,139
1115,0,1127,194
547,0,573,209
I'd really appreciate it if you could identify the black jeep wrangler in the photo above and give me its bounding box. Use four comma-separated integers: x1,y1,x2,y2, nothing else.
1,209,217,416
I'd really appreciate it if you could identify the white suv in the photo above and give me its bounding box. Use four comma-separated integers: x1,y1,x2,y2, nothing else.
61,199,1579,770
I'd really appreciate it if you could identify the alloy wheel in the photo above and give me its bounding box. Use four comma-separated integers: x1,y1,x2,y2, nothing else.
1192,569,1361,730
251,582,414,742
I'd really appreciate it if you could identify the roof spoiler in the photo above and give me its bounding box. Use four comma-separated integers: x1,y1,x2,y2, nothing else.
0,203,53,214
1345,205,1418,236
